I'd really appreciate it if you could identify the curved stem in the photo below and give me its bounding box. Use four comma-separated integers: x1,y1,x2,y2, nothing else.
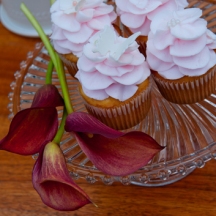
21,3,74,114
20,3,58,70
53,108,68,144
46,61,54,85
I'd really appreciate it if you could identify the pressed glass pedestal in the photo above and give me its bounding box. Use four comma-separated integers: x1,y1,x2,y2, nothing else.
8,43,216,187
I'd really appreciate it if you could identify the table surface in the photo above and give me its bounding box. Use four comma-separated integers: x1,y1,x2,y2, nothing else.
0,22,216,216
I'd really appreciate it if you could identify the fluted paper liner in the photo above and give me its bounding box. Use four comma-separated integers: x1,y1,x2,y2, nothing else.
58,53,78,77
152,67,216,104
82,79,152,130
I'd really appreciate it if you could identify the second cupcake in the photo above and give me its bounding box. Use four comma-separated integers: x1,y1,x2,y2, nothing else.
115,0,188,56
76,26,152,130
147,8,216,104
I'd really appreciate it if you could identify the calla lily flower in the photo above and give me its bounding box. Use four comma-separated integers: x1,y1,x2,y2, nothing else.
33,141,92,211
65,112,164,176
0,84,64,155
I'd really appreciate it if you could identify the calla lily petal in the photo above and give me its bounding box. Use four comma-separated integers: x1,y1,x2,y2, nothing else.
65,112,123,138
31,84,64,108
33,142,92,211
0,84,64,155
0,108,58,155
65,112,164,176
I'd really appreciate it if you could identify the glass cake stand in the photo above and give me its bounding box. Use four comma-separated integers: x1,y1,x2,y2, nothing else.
8,43,216,187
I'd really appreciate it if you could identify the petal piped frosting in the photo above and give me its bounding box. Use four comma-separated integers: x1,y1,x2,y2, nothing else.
76,26,150,101
50,0,117,57
116,0,188,35
147,8,216,79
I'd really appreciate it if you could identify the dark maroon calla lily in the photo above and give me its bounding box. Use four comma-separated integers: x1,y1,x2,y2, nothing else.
65,112,164,176
0,84,64,155
31,84,64,108
33,141,92,211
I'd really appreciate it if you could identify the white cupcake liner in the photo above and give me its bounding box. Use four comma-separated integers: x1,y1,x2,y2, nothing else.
82,78,152,130
152,67,216,104
58,53,78,77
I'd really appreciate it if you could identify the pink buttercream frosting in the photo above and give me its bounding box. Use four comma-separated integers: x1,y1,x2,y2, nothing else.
115,0,188,35
146,8,216,79
75,27,150,101
50,0,117,57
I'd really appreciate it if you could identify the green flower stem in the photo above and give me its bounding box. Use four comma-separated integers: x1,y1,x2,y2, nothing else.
20,3,58,70
53,108,68,144
46,60,54,85
20,3,74,114
55,53,74,114
50,0,56,5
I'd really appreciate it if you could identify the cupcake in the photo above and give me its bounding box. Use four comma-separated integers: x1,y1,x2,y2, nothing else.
146,8,216,104
75,26,152,130
50,0,117,77
115,0,188,56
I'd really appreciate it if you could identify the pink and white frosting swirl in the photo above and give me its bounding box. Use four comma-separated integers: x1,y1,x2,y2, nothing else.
50,0,117,57
75,27,150,101
146,8,216,79
115,0,188,35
